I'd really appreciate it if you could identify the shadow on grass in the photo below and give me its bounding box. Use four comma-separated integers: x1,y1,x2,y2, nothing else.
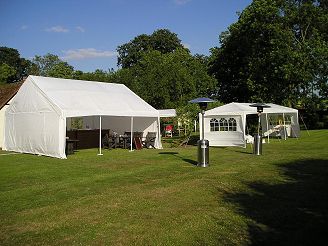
222,159,328,245
212,144,254,155
159,152,197,166
232,149,253,155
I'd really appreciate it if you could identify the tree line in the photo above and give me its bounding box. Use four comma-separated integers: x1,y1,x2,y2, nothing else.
1,0,327,128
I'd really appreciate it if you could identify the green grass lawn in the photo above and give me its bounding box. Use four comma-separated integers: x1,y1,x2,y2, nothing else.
1,130,327,245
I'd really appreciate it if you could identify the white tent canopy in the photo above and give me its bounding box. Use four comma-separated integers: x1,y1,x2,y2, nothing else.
3,76,161,158
158,109,176,118
200,102,300,147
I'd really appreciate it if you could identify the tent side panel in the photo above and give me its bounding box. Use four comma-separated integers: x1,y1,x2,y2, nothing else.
4,112,64,158
261,113,300,138
242,113,247,147
0,105,9,149
3,79,65,158
291,124,300,138
140,117,161,149
3,113,15,151
290,112,300,138
204,115,245,147
206,132,245,147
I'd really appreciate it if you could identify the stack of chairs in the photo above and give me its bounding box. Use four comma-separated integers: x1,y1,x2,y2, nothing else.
102,131,117,149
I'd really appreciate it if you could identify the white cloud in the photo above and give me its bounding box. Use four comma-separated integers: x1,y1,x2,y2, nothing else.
76,26,85,32
174,0,191,5
61,48,117,60
45,26,69,33
21,25,28,30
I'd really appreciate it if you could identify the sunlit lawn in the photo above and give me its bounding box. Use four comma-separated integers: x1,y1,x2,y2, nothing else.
0,130,327,245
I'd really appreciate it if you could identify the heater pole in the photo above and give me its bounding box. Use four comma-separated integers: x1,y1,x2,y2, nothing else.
250,103,271,156
258,113,261,135
201,109,205,140
189,98,216,168
98,115,103,156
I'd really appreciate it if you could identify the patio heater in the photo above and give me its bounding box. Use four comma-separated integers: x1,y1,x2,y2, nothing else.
249,103,270,155
189,97,216,167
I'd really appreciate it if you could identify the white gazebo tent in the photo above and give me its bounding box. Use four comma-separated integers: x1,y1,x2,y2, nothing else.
200,102,300,147
158,109,176,118
3,76,161,158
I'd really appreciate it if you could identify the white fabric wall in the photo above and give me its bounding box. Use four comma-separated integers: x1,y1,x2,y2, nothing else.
203,115,245,147
261,113,300,138
4,112,65,158
3,79,65,158
1,97,18,148
0,105,9,149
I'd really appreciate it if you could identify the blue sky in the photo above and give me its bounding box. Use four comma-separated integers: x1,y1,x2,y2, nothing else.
0,0,252,72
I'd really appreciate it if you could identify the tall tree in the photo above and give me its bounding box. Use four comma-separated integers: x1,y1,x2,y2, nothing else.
0,46,30,82
115,29,217,109
208,0,328,109
116,48,216,109
117,29,185,68
0,63,16,84
31,53,74,78
46,62,74,79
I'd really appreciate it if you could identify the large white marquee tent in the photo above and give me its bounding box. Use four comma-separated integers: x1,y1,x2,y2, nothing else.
3,76,161,158
200,102,300,147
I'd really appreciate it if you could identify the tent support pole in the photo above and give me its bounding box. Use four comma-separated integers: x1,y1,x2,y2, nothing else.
243,113,246,148
266,113,270,143
199,113,202,140
283,113,287,140
257,113,261,135
130,117,134,152
98,115,103,156
157,116,162,149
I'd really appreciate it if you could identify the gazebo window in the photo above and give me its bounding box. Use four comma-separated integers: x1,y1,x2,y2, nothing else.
228,118,237,131
210,118,219,131
210,117,237,132
219,118,228,131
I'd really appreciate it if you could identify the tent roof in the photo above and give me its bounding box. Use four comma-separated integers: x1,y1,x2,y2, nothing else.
158,109,176,117
205,102,298,116
27,76,159,118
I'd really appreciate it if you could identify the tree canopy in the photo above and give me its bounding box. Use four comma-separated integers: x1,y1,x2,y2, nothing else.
115,48,217,109
209,0,327,110
0,47,31,83
0,63,16,84
117,29,185,68
31,54,74,78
